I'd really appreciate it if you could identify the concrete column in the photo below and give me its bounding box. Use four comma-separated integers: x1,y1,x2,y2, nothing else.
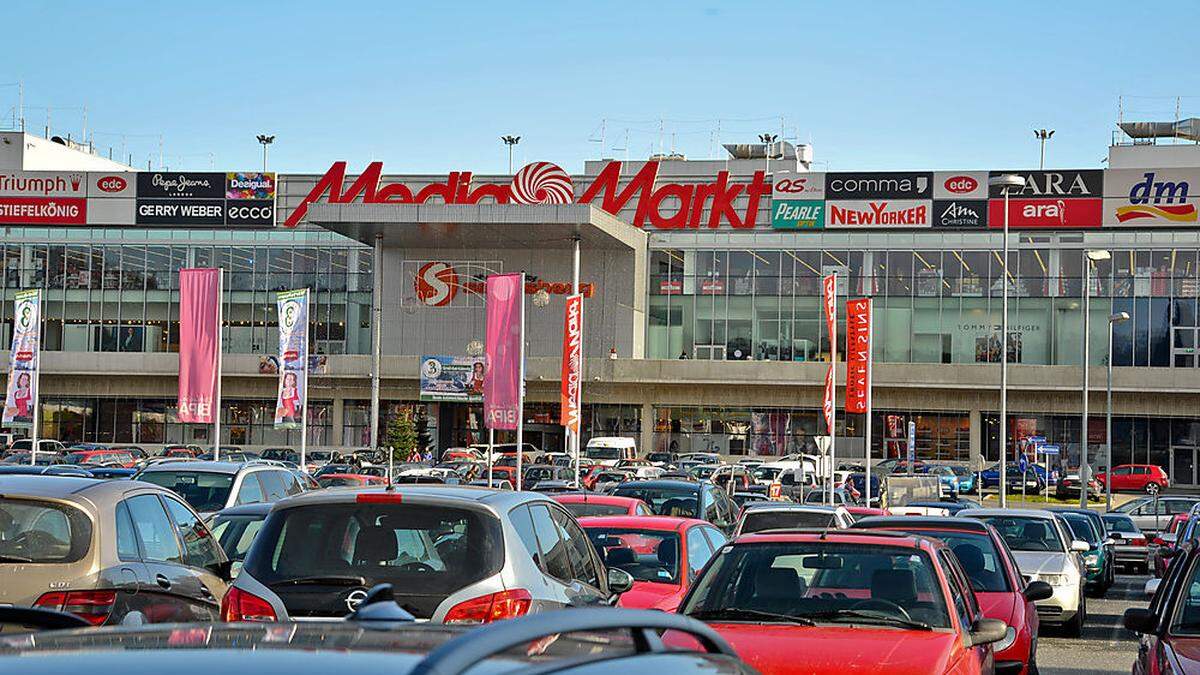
969,408,983,467
331,397,345,447
639,401,654,455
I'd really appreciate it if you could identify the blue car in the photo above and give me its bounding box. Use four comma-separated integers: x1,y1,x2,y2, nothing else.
979,462,1047,490
928,465,977,494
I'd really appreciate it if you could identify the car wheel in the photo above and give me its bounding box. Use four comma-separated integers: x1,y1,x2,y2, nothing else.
1064,596,1085,638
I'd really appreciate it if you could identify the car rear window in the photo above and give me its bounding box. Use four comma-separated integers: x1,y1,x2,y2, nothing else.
561,502,630,518
0,498,92,563
317,476,362,488
741,511,835,533
585,528,680,584
612,486,699,518
136,471,234,513
244,502,503,619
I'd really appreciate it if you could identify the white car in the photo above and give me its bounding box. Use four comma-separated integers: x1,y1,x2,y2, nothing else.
960,508,1090,636
734,503,854,535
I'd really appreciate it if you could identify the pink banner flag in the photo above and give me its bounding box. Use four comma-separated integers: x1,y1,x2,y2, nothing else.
484,273,523,430
178,268,221,423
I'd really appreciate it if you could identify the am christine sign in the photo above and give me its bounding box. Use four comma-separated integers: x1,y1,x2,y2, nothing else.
285,160,771,230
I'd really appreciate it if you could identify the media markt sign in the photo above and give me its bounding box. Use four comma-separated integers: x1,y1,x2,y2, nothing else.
772,200,824,229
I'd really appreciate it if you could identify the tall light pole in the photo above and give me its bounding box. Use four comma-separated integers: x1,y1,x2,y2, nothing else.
256,135,275,172
501,135,521,174
1106,311,1130,510
1082,249,1111,508
989,173,1024,508
759,133,778,176
1034,129,1054,170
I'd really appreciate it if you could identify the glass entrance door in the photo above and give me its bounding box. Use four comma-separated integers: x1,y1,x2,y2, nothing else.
1173,328,1198,367
1171,447,1197,487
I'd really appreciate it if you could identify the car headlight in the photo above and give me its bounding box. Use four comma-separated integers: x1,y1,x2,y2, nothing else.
1038,573,1069,586
993,626,1017,653
1084,553,1099,564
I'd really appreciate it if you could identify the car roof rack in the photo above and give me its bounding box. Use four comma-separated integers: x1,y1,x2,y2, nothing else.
407,608,736,675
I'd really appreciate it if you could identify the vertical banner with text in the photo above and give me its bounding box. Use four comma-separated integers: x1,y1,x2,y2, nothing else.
3,290,40,428
274,289,309,429
484,273,524,430
560,294,583,434
178,268,221,423
845,298,872,413
822,273,838,433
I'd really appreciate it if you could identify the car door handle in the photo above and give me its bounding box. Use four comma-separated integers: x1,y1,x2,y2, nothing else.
155,574,172,590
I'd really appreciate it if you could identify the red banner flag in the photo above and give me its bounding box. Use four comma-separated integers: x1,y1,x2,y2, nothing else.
823,365,835,433
822,273,837,349
560,294,583,433
484,273,524,430
178,269,221,423
845,298,872,414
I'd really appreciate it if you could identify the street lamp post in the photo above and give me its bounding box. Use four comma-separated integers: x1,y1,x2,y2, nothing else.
1106,311,1130,510
501,135,521,174
758,133,778,177
1082,249,1111,508
989,174,1024,508
1034,129,1055,170
256,134,275,172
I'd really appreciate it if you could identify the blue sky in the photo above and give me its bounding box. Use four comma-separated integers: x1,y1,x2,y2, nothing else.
4,1,1197,174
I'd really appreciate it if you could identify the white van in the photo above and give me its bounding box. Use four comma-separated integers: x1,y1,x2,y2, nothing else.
584,437,637,466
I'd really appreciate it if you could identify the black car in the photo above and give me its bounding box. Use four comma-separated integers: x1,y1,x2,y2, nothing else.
611,479,738,533
0,601,754,675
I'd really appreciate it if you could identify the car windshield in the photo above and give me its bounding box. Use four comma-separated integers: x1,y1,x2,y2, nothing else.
613,486,698,518
1060,513,1099,546
682,542,951,629
318,476,363,487
525,467,556,481
137,471,235,512
892,529,1010,593
584,528,680,584
62,452,95,464
969,516,1064,553
561,502,630,518
741,510,836,533
689,466,717,479
244,503,503,620
0,498,92,563
1102,514,1138,533
586,447,622,460
209,513,267,561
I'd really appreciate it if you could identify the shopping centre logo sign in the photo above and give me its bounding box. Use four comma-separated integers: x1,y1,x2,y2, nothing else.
413,261,595,307
284,160,770,230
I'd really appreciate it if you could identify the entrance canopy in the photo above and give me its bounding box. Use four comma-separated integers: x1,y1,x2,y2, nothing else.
306,203,646,251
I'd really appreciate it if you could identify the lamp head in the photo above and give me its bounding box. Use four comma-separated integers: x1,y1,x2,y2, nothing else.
989,174,1025,189
1086,250,1111,262
1109,312,1130,323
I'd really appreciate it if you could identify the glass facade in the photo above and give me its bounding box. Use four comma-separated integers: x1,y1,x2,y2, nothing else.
648,231,1200,368
0,228,372,355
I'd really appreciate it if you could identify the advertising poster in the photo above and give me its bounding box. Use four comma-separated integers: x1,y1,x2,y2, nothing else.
420,355,486,402
559,294,583,433
484,273,524,430
3,290,40,428
845,298,872,414
274,289,309,429
177,269,221,424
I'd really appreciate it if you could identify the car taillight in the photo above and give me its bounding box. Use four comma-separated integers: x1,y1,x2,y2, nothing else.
443,589,532,624
221,586,277,623
35,590,116,626
1131,537,1147,547
356,492,403,504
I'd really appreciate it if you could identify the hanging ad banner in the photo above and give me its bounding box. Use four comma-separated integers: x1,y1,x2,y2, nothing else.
420,355,486,402
845,298,872,414
274,289,309,429
822,273,837,347
560,294,583,433
823,364,835,434
177,268,221,424
484,273,524,430
3,290,40,428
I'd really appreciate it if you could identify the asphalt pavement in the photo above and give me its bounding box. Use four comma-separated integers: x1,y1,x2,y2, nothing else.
1038,573,1147,675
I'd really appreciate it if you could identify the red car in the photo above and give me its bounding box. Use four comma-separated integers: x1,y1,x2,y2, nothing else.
671,529,1011,674
852,516,1052,675
1124,539,1200,674
553,493,653,518
61,448,136,468
846,506,890,519
316,473,387,488
1096,464,1170,495
579,516,727,612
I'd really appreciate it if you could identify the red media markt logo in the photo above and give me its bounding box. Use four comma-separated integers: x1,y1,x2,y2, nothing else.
944,175,978,194
414,262,458,307
509,162,573,204
96,175,128,193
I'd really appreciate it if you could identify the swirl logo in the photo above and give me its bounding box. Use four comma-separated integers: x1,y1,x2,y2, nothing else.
509,162,574,205
414,262,458,307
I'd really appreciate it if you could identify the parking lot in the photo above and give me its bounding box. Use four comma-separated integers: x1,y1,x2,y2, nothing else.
1040,573,1144,675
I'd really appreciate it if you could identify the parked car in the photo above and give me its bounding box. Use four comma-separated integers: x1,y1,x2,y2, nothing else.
1154,514,1200,579
223,486,634,623
1124,537,1200,674
552,493,653,518
611,479,738,534
61,448,137,468
928,465,976,495
1113,495,1200,534
674,528,1010,674
845,505,890,519
734,502,853,535
135,461,306,516
852,516,1052,675
0,451,63,466
583,437,637,466
523,463,575,488
579,515,726,612
467,478,513,490
980,463,1044,491
1053,473,1102,501
1102,512,1150,574
440,447,482,462
905,499,982,515
0,475,230,625
316,473,387,488
162,445,204,458
207,502,273,574
1050,507,1115,595
259,448,300,464
731,491,770,509
960,509,1089,636
1095,463,1170,495
5,438,67,460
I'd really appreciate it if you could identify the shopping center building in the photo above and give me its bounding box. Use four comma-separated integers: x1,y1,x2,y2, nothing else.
5,127,1200,483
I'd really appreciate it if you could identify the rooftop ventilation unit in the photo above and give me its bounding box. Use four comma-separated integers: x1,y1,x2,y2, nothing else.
1118,118,1200,143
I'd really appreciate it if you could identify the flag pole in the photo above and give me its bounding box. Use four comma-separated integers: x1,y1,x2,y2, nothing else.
213,269,223,461
29,290,41,467
515,272,527,491
300,288,310,471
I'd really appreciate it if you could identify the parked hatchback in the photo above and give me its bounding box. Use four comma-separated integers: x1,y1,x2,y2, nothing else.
0,475,229,627
1096,464,1170,495
135,461,305,516
223,485,634,623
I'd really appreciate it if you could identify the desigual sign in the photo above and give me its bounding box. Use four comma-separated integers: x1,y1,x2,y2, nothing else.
284,160,770,230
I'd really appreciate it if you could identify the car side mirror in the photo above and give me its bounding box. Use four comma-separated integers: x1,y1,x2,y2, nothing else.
1103,538,1116,547
1145,578,1162,597
1071,540,1090,553
1124,607,1159,635
966,618,1008,647
607,568,634,597
1023,581,1053,603
205,559,235,582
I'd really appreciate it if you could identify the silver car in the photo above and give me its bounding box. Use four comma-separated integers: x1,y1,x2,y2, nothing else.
135,461,306,517
224,485,633,623
1111,495,1199,533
